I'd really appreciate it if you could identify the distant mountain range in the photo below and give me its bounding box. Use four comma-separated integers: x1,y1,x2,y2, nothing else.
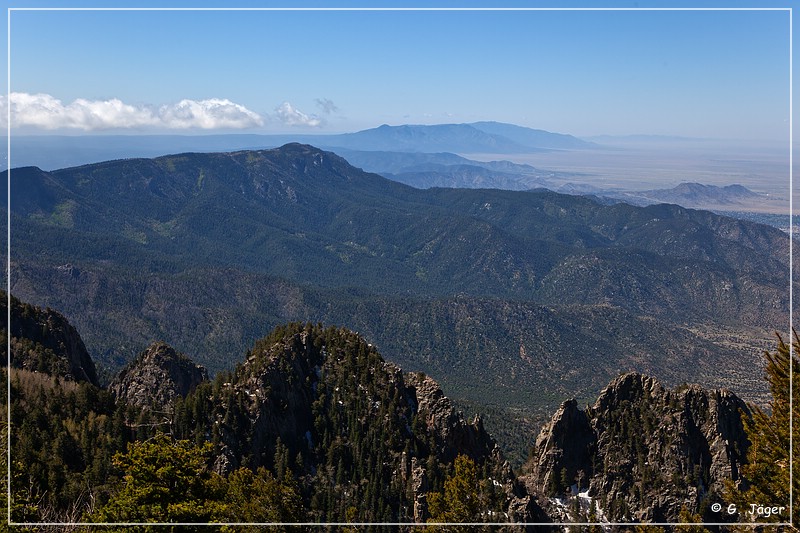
5,121,596,171
618,182,763,208
323,122,596,153
470,121,596,149
336,149,572,191
7,143,793,460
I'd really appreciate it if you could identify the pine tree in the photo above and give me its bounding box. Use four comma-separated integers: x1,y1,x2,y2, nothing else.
560,467,571,495
91,433,225,525
220,466,302,525
273,437,289,481
587,498,604,533
427,455,485,532
726,331,798,527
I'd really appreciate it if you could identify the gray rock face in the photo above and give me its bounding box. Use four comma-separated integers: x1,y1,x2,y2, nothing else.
523,372,750,523
109,341,208,409
405,372,500,465
410,456,429,523
527,398,594,499
403,371,550,524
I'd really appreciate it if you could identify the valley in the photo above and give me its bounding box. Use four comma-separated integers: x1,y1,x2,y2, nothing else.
465,139,791,214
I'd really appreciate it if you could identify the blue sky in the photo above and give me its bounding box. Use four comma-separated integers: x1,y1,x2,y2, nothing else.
1,2,794,141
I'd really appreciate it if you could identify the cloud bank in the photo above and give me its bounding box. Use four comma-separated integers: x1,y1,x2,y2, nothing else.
1,93,264,130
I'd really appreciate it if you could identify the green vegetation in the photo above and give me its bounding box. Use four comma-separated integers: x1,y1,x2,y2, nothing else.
5,316,509,528
10,368,132,522
92,435,223,524
676,508,713,533
49,199,77,228
426,455,501,531
725,331,799,527
92,434,303,526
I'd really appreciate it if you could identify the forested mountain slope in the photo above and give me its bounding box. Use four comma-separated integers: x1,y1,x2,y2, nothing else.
5,295,545,526
6,143,793,460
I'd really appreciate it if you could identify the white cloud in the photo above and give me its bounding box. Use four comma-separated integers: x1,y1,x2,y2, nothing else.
274,101,321,127
1,92,156,130
0,92,264,130
158,98,264,129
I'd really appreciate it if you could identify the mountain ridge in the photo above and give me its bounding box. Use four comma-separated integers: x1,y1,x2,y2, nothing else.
470,121,597,149
648,182,761,204
7,143,792,461
3,292,99,385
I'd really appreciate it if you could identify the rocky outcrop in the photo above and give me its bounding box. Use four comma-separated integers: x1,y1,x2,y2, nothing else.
216,327,493,472
527,398,595,498
523,372,750,523
109,341,208,409
213,328,324,473
405,372,500,465
404,371,548,523
4,291,98,385
203,323,547,525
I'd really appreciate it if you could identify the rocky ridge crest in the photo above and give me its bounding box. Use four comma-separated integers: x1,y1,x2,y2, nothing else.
523,372,749,523
109,341,208,409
